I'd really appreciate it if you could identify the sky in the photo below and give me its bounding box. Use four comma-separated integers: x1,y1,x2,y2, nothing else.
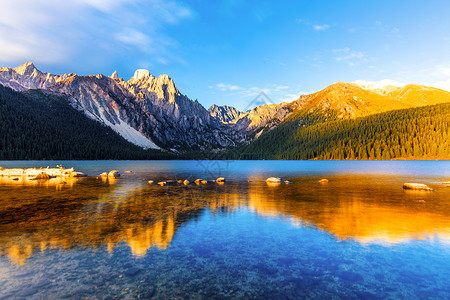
1,0,450,110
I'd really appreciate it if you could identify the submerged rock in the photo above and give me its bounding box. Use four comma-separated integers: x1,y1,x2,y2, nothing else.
216,177,225,183
183,180,190,185
148,180,154,184
158,181,166,186
318,179,328,183
403,183,433,191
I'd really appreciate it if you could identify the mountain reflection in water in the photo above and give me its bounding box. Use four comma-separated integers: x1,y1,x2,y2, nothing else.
0,173,449,266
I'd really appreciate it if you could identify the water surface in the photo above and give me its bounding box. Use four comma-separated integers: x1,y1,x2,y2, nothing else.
0,160,449,299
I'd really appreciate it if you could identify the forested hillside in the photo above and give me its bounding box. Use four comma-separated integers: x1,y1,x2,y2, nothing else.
230,103,450,160
0,85,172,160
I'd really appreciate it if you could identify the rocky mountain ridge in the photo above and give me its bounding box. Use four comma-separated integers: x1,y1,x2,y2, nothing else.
1,63,450,152
0,63,245,151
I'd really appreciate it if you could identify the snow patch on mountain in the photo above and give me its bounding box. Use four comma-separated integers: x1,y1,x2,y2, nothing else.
109,120,160,149
353,79,404,90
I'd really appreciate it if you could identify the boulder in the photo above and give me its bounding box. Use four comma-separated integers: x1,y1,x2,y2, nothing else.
285,181,292,184
108,170,120,178
318,179,328,183
403,183,433,191
266,177,282,183
201,180,208,184
158,181,166,186
216,177,225,183
71,171,86,177
35,172,50,180
148,180,154,184
183,180,190,185
195,179,202,185
100,172,108,177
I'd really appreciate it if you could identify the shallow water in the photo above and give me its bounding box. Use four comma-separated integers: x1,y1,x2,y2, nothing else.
0,160,449,299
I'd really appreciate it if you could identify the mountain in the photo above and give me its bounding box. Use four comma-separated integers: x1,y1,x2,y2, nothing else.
230,81,450,159
1,62,450,159
228,102,450,160
0,63,244,151
0,84,172,160
208,104,244,124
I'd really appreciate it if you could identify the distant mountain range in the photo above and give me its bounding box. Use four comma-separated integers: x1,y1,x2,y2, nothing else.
0,62,449,160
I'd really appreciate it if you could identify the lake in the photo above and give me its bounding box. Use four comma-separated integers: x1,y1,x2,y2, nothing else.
0,160,449,299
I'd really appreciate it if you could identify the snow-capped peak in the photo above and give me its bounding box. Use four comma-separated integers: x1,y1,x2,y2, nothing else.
353,79,404,90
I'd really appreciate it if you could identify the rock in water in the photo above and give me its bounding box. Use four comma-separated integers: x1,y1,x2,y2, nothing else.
216,177,225,183
35,172,50,180
108,170,120,178
318,179,328,183
266,177,282,183
183,180,190,185
403,183,433,191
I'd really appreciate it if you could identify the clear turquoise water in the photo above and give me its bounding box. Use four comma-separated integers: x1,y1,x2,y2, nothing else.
0,160,449,299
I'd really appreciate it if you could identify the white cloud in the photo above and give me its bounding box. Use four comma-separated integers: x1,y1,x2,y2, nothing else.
0,0,193,68
313,24,330,31
296,19,331,32
333,47,365,66
436,64,450,77
431,79,450,91
216,83,242,92
115,28,153,52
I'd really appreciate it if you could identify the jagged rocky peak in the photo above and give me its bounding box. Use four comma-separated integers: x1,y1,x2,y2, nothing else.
13,62,39,76
208,104,245,124
110,70,119,80
130,69,152,82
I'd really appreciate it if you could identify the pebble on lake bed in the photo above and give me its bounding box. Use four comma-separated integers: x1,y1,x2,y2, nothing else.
403,183,433,191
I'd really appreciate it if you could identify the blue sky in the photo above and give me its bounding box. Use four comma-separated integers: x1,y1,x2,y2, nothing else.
1,0,450,110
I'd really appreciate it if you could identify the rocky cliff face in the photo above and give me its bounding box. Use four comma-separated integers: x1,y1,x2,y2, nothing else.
0,63,245,150
208,104,245,124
